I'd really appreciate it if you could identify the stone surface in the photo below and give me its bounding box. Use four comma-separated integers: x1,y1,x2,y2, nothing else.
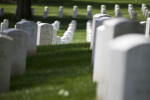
90,14,110,49
130,10,137,20
145,18,150,39
140,21,146,34
87,5,92,19
43,6,49,19
91,14,111,64
55,36,61,44
54,21,60,31
94,18,142,100
108,34,150,100
143,7,147,15
0,34,13,93
52,28,57,44
1,23,5,31
86,20,92,42
0,8,4,16
58,6,64,18
142,4,146,12
3,19,9,29
114,4,120,12
71,20,77,30
31,8,34,16
37,23,53,45
2,29,27,76
16,20,37,55
115,8,122,17
37,21,42,24
73,6,78,18
128,4,133,13
145,9,148,19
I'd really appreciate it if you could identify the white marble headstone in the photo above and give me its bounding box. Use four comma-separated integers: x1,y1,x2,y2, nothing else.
87,5,92,19
2,29,27,76
91,14,111,64
37,23,53,45
94,18,142,100
0,34,13,93
58,6,64,18
0,8,4,16
73,6,78,18
145,18,150,39
16,20,37,55
90,14,109,49
108,34,150,100
3,19,9,29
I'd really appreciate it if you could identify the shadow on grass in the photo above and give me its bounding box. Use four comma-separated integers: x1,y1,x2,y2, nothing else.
0,13,88,30
10,42,92,91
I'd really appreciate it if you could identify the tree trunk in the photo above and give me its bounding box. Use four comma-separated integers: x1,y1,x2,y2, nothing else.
16,0,32,20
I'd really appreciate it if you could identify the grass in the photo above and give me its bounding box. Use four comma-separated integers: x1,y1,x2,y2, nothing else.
0,0,149,100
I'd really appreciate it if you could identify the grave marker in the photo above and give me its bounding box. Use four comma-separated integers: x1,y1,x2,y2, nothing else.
58,6,64,18
108,34,150,100
16,20,37,55
37,23,53,45
94,18,142,100
0,34,12,93
2,29,27,76
73,6,78,18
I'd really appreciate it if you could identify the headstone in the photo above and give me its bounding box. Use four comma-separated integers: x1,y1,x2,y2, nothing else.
73,6,78,18
86,20,92,42
128,4,133,13
147,11,150,18
145,18,150,39
140,21,146,34
1,23,5,31
55,36,61,44
91,14,111,64
87,5,92,19
3,19,9,29
37,23,53,45
90,14,109,49
0,34,13,93
101,5,106,14
52,28,57,44
71,20,77,30
21,19,27,21
67,23,75,32
43,6,49,19
108,34,150,100
130,10,137,20
0,8,4,16
115,8,122,17
31,8,34,16
2,29,27,76
16,20,37,55
61,32,71,44
94,18,142,100
129,7,133,16
58,6,64,18
114,4,120,12
54,21,60,31
143,7,148,15
37,21,42,24
145,9,149,19
142,4,146,12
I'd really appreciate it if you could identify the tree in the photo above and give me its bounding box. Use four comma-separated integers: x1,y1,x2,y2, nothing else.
15,0,32,20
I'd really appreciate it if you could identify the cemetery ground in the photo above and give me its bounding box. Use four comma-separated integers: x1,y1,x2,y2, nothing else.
0,0,150,100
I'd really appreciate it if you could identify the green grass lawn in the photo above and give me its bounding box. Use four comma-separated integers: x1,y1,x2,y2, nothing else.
0,0,150,100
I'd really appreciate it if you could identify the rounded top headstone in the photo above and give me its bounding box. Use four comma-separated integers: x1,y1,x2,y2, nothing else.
110,34,149,51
